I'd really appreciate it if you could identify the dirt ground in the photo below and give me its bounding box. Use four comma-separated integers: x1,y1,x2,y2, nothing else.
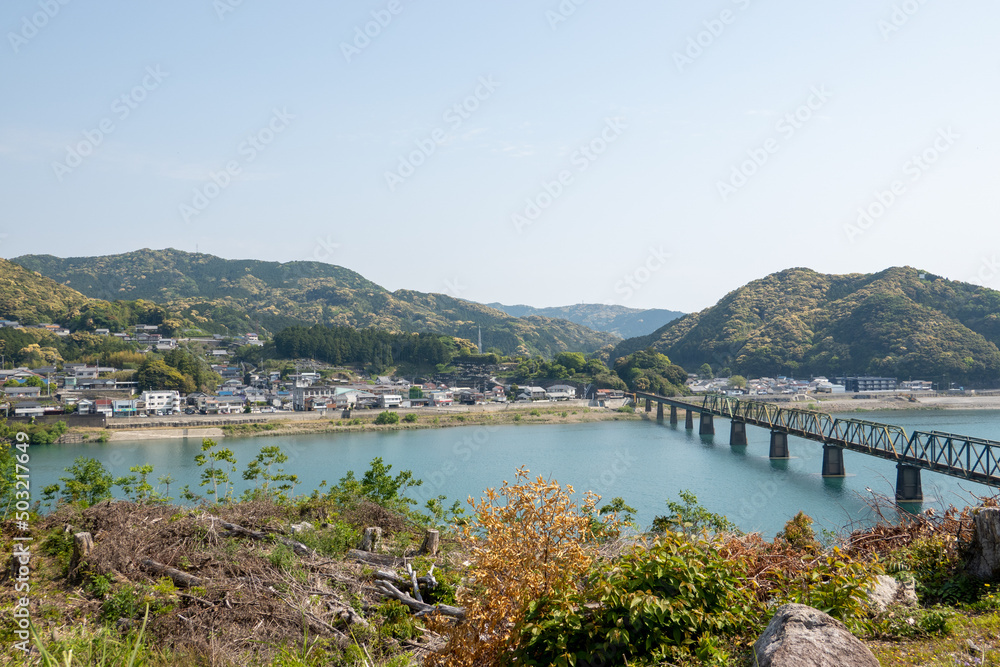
805,393,1000,413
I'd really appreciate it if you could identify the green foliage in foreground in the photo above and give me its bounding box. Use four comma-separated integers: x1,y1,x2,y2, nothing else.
651,490,738,535
323,456,422,511
31,605,157,667
516,532,757,666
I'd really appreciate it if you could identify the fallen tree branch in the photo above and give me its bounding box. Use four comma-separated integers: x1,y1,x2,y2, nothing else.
142,559,206,588
373,580,465,619
373,569,437,593
407,563,423,604
205,514,316,557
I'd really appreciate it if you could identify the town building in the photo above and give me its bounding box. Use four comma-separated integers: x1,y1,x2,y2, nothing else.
833,377,898,392
140,390,182,415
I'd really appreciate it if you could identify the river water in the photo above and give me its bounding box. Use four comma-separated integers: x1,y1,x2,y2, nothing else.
23,410,1000,537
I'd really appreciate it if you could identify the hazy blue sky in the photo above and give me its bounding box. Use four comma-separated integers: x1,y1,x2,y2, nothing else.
2,1,997,312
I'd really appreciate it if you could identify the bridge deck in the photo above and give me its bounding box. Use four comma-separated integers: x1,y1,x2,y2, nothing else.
637,392,1000,489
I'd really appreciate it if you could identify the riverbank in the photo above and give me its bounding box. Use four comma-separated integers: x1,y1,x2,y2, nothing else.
57,393,1000,443
800,393,1000,413
63,401,640,442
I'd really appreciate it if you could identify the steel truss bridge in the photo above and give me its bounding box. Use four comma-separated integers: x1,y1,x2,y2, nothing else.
635,392,1000,501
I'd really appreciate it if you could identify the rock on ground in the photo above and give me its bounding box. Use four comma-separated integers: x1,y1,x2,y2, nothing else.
754,603,879,667
867,574,918,613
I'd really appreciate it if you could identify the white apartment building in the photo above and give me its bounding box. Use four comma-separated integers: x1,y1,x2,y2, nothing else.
141,390,182,414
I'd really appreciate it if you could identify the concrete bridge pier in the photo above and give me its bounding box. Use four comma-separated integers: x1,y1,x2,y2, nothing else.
769,431,789,459
645,398,651,412
670,405,678,425
699,412,715,435
685,410,693,429
730,419,747,446
656,402,664,421
822,445,846,477
895,464,924,502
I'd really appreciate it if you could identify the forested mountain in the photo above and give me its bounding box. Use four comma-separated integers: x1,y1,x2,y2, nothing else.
12,249,619,357
487,302,684,338
611,267,1000,386
0,258,92,324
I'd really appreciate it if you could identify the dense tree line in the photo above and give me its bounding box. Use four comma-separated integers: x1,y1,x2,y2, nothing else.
614,348,689,396
272,325,453,370
0,328,142,367
136,347,221,393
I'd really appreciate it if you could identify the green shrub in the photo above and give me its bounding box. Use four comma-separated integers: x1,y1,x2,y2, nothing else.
616,405,635,414
776,511,821,552
296,521,360,557
403,413,418,423
874,605,952,638
529,409,540,417
377,600,419,640
779,547,882,633
651,490,737,535
100,583,174,624
374,411,400,425
40,528,75,572
516,532,757,666
887,534,982,605
85,574,113,599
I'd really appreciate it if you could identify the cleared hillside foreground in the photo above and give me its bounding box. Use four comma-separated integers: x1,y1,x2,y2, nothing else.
614,266,1000,387
10,249,618,357
4,449,1000,667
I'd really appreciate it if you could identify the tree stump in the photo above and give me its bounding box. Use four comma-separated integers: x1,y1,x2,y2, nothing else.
970,507,1000,579
71,532,94,570
359,527,381,552
419,529,440,556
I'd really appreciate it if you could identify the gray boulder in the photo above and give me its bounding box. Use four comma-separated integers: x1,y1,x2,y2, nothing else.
754,603,879,667
867,574,918,613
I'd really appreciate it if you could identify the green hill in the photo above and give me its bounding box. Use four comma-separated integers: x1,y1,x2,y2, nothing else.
0,258,93,324
487,302,685,338
611,267,1000,386
0,258,182,351
12,249,619,356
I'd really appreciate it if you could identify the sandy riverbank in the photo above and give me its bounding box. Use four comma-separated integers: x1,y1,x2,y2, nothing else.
793,394,1000,413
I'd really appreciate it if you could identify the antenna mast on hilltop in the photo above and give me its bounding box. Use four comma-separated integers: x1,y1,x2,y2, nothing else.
478,327,483,353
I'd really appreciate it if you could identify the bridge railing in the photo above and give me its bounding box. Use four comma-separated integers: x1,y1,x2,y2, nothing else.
906,431,1000,479
827,418,909,457
701,394,833,440
644,391,1000,485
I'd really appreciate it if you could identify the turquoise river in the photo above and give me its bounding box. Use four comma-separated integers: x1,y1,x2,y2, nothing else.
22,409,1000,537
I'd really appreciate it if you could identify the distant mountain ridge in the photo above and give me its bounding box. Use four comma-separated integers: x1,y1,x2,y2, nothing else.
611,266,1000,385
488,303,684,339
12,249,619,357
